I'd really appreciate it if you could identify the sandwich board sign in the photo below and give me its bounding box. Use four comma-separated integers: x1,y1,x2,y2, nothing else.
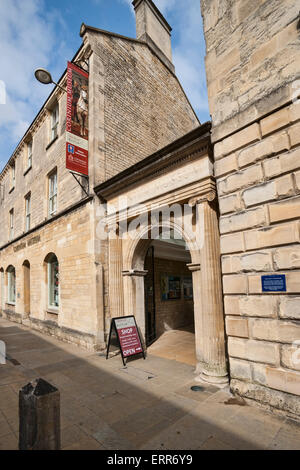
106,316,145,366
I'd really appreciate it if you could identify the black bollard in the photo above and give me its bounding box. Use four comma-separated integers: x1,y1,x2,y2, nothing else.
19,378,61,450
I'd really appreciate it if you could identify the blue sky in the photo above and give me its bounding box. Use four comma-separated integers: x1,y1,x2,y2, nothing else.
0,0,209,170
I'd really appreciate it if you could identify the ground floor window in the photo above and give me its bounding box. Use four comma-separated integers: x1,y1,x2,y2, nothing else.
7,266,16,304
48,255,59,308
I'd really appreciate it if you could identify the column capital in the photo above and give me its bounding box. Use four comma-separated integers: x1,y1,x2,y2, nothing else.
188,190,217,207
186,263,201,272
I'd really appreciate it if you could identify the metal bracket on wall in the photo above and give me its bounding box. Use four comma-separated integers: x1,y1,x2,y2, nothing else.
72,59,89,72
70,172,90,198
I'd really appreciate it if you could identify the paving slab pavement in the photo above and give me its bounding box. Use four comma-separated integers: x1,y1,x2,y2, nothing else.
0,317,299,450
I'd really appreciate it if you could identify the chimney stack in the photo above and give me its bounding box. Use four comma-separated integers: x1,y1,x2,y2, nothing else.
132,0,173,69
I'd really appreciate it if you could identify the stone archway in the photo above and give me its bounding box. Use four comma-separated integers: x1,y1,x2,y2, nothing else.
108,195,229,385
122,219,200,354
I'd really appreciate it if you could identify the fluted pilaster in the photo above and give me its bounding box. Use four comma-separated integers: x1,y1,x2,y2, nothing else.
193,192,228,384
108,237,124,317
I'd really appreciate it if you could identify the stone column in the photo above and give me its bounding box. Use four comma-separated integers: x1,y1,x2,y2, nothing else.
122,270,148,341
109,237,124,318
190,191,228,385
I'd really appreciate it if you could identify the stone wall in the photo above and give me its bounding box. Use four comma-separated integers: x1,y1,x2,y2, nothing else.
217,102,300,418
0,90,83,248
201,0,300,132
86,30,199,183
0,200,102,350
201,0,300,419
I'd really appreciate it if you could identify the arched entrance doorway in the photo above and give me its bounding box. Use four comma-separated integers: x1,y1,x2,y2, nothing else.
96,123,228,385
143,231,196,366
119,210,228,385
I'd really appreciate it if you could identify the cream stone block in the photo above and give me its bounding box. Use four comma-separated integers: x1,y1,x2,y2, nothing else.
240,252,272,272
229,357,252,380
221,123,261,156
289,123,300,148
226,316,249,338
250,318,300,344
214,141,224,160
214,47,240,78
215,153,238,177
243,175,294,207
279,296,300,320
218,164,263,195
269,196,300,223
289,100,300,124
249,272,300,294
240,295,278,318
244,223,299,250
250,35,278,68
238,132,290,168
223,274,247,294
238,139,271,168
295,171,300,191
243,181,275,207
260,107,290,137
228,337,280,365
222,252,272,274
252,363,268,385
271,131,290,154
266,367,300,396
281,345,300,372
221,256,235,274
220,232,244,254
219,193,242,215
274,245,300,270
220,207,266,234
224,295,241,315
263,147,300,179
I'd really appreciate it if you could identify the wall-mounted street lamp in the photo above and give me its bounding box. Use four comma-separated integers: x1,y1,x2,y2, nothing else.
34,68,66,92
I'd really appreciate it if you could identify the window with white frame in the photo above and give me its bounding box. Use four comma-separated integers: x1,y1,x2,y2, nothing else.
7,266,16,304
47,254,59,308
27,141,32,169
51,103,59,141
25,193,31,231
48,171,57,216
9,208,14,240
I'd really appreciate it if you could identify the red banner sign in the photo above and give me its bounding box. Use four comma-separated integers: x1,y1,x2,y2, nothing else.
114,317,143,358
66,61,89,176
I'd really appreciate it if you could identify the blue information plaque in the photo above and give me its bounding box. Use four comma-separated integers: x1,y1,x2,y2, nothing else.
261,274,286,292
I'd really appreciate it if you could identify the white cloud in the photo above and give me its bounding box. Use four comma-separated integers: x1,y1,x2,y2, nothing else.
0,0,71,167
154,0,177,14
120,0,209,122
170,0,210,121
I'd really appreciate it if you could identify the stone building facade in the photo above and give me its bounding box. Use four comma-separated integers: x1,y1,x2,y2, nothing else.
0,0,198,348
0,0,299,421
201,0,300,418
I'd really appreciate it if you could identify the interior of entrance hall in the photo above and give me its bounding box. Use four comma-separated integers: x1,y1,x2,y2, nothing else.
144,232,196,366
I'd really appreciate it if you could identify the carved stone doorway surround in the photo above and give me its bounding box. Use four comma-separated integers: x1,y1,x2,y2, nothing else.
95,126,229,385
